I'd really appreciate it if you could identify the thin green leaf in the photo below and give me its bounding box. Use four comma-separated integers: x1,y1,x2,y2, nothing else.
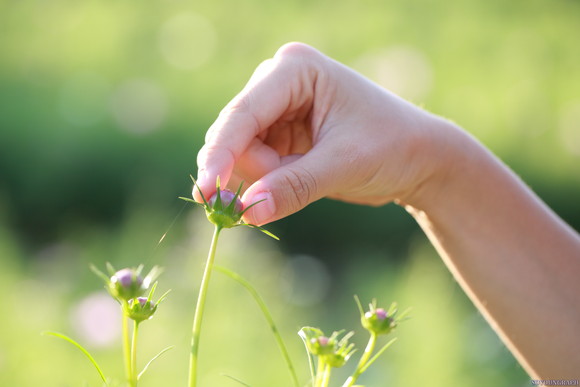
359,337,397,374
137,345,174,380
147,281,158,302
189,174,209,207
137,264,146,277
238,198,266,217
215,266,299,387
156,289,171,305
221,374,252,386
179,196,202,205
90,264,110,285
244,224,280,240
105,262,116,277
396,307,412,322
43,331,109,386
353,295,364,317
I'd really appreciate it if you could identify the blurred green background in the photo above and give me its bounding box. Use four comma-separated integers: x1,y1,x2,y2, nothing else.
1,0,579,385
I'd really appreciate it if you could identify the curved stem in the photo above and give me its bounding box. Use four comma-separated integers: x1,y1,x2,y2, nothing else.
122,306,132,386
188,225,222,387
342,332,377,387
130,321,140,386
214,265,300,387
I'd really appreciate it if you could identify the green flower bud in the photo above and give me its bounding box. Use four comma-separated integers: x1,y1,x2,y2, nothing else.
91,263,163,304
127,297,158,322
180,176,280,240
206,189,245,228
362,308,396,335
299,327,356,368
356,298,408,336
110,268,145,302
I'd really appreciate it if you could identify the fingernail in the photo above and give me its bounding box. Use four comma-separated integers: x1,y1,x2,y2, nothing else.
249,192,275,225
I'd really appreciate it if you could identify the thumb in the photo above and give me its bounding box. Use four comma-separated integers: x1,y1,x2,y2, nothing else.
241,151,341,225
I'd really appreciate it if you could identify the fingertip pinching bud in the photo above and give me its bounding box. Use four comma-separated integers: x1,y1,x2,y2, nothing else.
209,189,243,213
206,189,245,228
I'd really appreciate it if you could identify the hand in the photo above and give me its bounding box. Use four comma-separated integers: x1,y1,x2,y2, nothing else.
195,42,449,225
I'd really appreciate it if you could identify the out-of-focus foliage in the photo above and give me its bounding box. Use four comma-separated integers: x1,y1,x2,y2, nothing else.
0,0,578,254
0,0,578,385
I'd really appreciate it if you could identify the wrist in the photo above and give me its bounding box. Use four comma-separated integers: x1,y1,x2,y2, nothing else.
398,116,479,214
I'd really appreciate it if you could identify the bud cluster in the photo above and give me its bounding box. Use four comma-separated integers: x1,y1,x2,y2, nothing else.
299,327,356,369
91,263,168,323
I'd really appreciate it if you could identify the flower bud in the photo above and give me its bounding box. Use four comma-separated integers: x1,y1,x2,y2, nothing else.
127,297,158,322
110,268,145,302
209,190,243,213
362,306,396,335
206,189,244,228
299,327,356,368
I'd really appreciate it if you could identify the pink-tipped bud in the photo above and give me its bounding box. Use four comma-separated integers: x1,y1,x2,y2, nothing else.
375,308,387,320
114,269,143,288
209,189,243,213
110,269,144,301
318,336,329,346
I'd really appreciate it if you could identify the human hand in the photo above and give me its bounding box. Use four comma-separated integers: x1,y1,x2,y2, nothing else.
195,42,451,225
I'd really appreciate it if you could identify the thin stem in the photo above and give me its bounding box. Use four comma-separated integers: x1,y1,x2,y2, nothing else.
188,225,222,387
320,363,332,387
122,306,132,386
130,321,140,387
342,333,377,387
315,357,325,387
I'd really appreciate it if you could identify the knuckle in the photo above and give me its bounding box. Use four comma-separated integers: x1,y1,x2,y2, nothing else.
282,167,318,211
275,42,318,60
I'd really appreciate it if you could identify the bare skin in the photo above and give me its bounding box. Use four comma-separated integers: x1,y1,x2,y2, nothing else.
194,42,580,379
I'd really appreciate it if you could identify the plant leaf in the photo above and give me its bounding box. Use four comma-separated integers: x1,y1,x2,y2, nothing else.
90,264,110,285
43,331,109,386
178,196,203,206
189,174,209,207
244,224,280,240
137,345,174,380
105,262,116,277
221,374,252,386
353,295,364,317
359,337,397,374
215,266,299,387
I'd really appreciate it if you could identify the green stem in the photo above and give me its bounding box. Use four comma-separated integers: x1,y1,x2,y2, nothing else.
188,225,222,387
315,357,325,387
130,321,139,387
342,332,377,387
320,363,332,387
122,306,132,386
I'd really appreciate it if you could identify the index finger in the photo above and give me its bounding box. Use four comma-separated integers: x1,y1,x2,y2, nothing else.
194,43,320,200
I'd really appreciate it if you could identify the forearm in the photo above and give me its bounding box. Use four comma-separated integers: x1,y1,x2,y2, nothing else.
405,120,580,379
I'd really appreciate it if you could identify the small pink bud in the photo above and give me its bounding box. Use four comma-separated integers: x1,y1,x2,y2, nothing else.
318,336,329,346
114,269,143,288
375,308,387,320
209,189,243,213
